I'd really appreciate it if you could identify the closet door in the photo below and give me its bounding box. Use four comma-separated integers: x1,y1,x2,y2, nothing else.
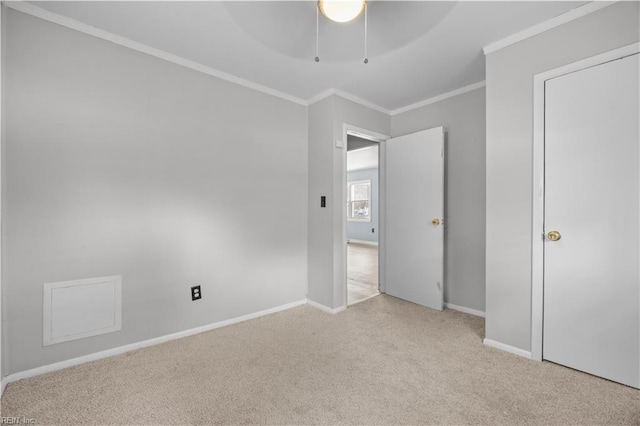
543,54,639,388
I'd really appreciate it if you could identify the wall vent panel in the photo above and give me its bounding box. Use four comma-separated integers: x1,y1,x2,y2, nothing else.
43,276,122,346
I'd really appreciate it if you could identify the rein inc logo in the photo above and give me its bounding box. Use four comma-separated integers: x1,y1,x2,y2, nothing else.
0,418,35,425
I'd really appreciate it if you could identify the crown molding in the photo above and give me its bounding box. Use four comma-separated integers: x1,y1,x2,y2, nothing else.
307,88,391,115
331,89,392,115
483,1,616,56
8,1,496,118
306,88,336,106
390,80,486,116
9,0,392,114
5,1,308,106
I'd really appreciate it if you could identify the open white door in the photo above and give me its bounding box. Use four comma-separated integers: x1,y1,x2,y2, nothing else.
384,127,444,310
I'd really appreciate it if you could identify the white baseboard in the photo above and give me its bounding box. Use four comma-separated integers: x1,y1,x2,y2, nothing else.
347,239,378,246
444,302,485,318
3,299,307,386
483,338,532,359
1,377,7,396
306,299,347,314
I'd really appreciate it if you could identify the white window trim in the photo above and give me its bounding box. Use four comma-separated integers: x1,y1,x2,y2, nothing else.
347,179,372,222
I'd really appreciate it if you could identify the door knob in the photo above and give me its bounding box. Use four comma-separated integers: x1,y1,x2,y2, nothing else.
432,218,440,226
547,230,561,241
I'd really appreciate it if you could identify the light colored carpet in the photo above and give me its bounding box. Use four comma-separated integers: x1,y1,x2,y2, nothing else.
1,295,639,425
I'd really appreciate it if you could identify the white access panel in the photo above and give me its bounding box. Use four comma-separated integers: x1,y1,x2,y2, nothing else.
543,54,639,388
385,127,444,310
43,275,122,346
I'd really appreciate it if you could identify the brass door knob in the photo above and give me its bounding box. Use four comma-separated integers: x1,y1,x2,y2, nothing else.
547,230,561,241
432,218,440,226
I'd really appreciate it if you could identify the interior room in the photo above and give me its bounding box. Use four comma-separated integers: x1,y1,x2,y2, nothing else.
0,1,639,424
346,134,379,305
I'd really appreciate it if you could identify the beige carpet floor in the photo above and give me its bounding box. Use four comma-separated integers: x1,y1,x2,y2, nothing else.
1,295,639,425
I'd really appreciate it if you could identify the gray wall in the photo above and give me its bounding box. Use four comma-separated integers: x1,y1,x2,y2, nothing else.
307,97,335,308
485,2,640,352
308,96,390,309
347,167,379,243
3,10,308,375
391,88,486,312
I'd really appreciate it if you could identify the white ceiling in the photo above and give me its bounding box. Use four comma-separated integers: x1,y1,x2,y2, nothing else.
26,1,588,111
347,145,379,172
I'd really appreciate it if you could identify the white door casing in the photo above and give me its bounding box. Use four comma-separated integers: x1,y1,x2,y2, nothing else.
541,52,639,388
531,43,640,362
342,124,389,307
384,127,444,310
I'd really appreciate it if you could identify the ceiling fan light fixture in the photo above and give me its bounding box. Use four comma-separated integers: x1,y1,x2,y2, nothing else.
318,0,365,23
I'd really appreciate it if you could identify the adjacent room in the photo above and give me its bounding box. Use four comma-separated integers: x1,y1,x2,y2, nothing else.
346,134,379,305
0,1,639,424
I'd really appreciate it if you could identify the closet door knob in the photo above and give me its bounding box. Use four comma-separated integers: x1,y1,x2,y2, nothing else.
547,230,561,241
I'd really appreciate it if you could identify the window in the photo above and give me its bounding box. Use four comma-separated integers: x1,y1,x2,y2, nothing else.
347,179,371,222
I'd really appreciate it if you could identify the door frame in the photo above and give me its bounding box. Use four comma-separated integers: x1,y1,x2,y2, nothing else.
342,124,389,306
530,42,640,361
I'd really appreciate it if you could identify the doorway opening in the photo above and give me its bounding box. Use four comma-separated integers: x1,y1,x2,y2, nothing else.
346,133,380,306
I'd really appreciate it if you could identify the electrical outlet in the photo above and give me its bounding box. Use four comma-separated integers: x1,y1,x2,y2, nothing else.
371,228,375,233
191,285,202,301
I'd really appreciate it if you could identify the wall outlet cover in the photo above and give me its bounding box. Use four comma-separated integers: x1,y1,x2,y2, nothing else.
191,285,202,301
